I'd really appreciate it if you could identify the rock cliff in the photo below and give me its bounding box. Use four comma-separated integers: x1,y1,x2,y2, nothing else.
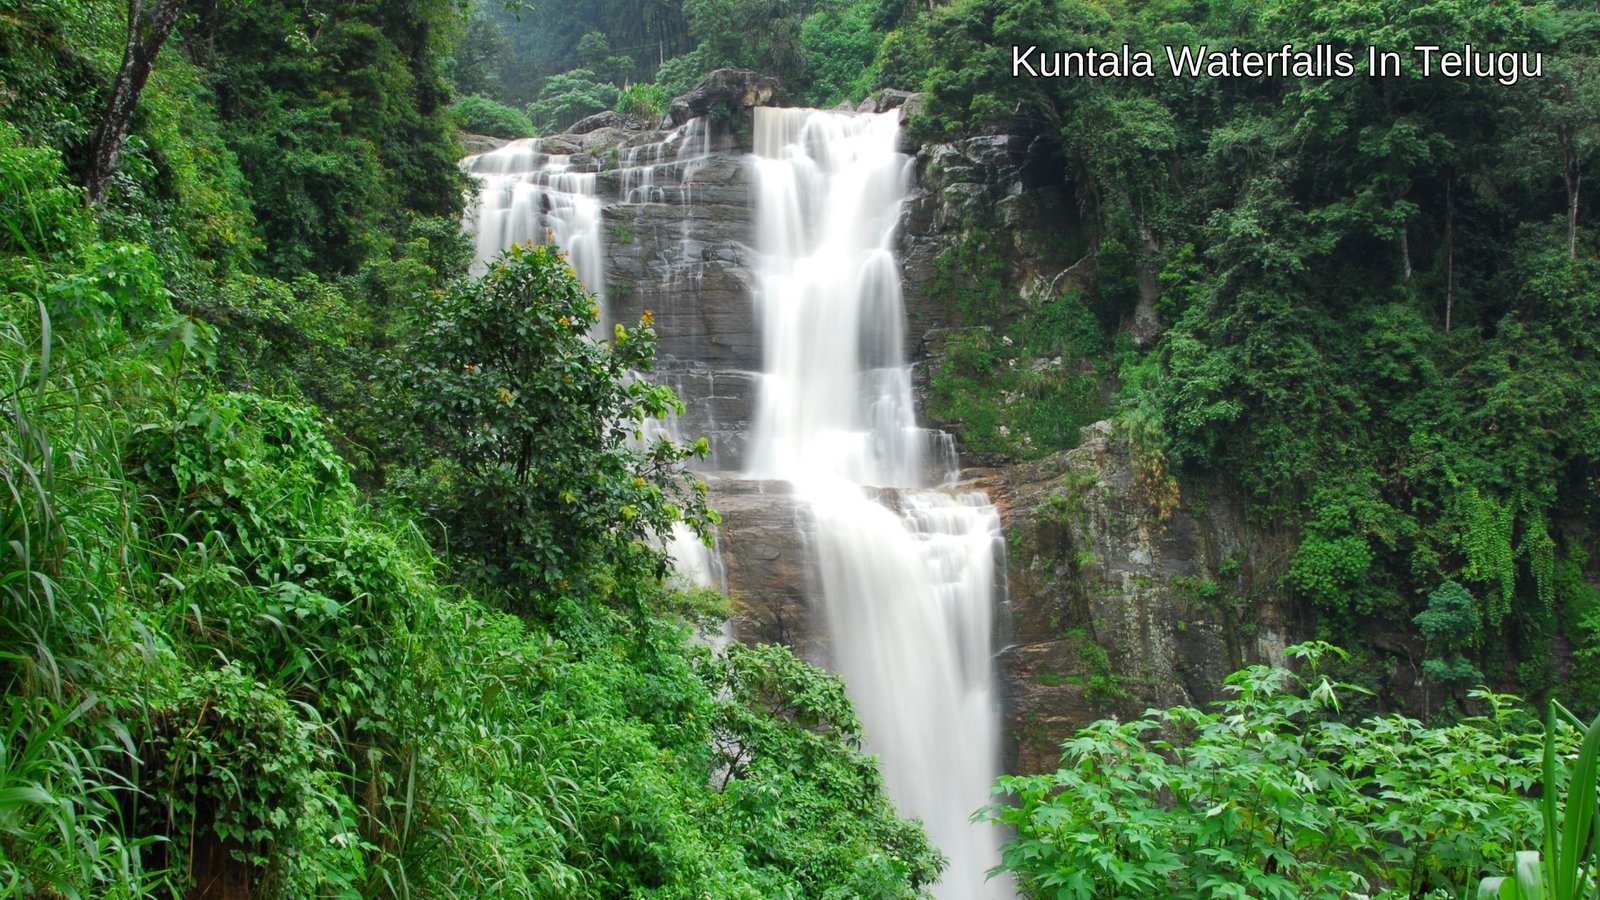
468,74,1302,778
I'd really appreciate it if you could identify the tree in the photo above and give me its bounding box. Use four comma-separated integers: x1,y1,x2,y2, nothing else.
528,68,621,130
577,30,634,83
389,243,715,610
1538,54,1600,259
86,0,187,206
1415,580,1484,705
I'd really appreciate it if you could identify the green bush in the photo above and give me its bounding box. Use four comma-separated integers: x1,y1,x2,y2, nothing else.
387,243,715,609
993,644,1551,898
1479,703,1600,899
449,93,536,138
616,82,672,120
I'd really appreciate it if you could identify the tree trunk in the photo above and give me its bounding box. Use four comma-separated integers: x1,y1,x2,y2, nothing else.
85,0,187,207
1568,165,1581,262
1132,219,1163,348
1561,122,1580,261
1445,176,1454,333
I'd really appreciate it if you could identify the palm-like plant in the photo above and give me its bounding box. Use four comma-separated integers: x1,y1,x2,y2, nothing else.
1479,703,1600,899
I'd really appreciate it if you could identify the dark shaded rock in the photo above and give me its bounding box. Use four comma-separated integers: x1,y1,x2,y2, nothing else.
880,88,915,111
897,133,1081,356
669,69,780,126
896,93,926,153
653,365,759,472
600,184,760,370
539,135,582,156
460,133,508,156
567,110,633,135
574,127,629,155
860,88,915,115
990,420,1294,774
712,480,827,662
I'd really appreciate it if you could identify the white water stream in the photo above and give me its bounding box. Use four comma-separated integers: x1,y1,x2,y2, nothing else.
748,107,1011,899
463,140,607,320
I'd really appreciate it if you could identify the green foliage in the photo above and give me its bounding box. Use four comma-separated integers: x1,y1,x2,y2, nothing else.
925,285,1112,461
445,7,514,100
0,0,113,152
529,68,621,132
449,93,535,138
702,643,944,895
1077,640,1128,706
1480,704,1600,899
194,0,468,279
683,0,808,88
615,82,672,120
798,2,882,107
0,121,94,260
576,30,635,84
1416,581,1486,691
388,243,714,609
908,0,1600,685
0,694,166,898
0,44,940,898
139,664,338,883
655,47,717,96
994,645,1552,899
476,2,693,106
929,232,1010,323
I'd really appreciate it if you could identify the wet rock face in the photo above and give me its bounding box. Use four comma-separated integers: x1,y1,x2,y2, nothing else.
709,480,826,662
653,366,757,472
567,110,651,135
898,128,1080,344
988,421,1293,774
602,149,760,374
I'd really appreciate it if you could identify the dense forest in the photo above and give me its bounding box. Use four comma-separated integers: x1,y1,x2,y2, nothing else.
2,0,1599,897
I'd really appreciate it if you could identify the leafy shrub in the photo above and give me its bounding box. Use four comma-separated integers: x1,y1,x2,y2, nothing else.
1480,703,1600,899
387,242,715,609
616,82,672,120
701,642,944,896
1416,580,1485,692
449,93,535,139
993,645,1550,898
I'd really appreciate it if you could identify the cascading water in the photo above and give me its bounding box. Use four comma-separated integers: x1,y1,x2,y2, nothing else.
463,140,607,320
747,107,1013,899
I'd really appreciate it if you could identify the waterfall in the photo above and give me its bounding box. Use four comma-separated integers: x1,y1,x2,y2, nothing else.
459,108,1012,897
462,140,607,323
747,107,1012,899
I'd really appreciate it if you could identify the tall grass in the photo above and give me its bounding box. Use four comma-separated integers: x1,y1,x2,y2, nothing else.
0,133,167,897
